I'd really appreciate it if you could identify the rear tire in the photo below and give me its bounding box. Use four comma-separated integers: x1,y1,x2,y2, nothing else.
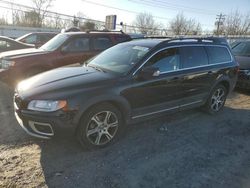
204,84,228,114
76,103,124,150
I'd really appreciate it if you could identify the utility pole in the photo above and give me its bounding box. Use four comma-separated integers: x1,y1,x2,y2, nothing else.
216,13,226,35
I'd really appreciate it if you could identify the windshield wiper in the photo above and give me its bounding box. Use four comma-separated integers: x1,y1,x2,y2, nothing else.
87,64,105,72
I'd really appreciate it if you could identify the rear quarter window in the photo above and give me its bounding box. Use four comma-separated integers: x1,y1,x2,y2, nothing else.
206,46,231,64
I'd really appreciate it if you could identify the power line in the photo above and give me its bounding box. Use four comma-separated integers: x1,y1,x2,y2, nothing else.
82,0,215,27
81,0,172,20
0,0,105,24
133,0,218,15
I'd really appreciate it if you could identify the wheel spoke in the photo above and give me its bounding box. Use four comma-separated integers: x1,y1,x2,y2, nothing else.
87,128,99,137
91,115,103,126
104,111,112,124
104,131,113,140
95,132,102,145
107,120,118,128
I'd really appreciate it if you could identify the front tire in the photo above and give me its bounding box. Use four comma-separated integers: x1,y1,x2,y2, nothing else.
76,103,123,150
204,84,228,114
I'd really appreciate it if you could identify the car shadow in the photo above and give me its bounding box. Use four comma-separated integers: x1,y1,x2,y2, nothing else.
38,107,250,188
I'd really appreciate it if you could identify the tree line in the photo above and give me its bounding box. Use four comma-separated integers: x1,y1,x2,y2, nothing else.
0,0,249,36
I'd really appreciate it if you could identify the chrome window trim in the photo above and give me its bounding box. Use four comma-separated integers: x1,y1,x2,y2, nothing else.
131,100,203,119
132,44,233,76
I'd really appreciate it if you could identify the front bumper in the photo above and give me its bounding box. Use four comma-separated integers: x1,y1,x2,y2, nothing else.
14,102,76,139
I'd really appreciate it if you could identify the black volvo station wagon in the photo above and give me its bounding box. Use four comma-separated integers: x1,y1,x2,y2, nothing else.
14,37,238,149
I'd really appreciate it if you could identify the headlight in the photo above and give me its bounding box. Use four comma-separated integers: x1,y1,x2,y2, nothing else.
1,59,15,69
28,100,67,112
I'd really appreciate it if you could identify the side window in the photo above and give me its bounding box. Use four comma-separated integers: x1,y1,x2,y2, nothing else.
64,37,90,52
0,40,12,49
23,35,37,44
93,37,112,50
180,46,208,68
145,48,180,72
206,46,231,64
38,35,49,43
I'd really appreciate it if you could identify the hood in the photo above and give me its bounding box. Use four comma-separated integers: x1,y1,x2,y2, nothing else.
0,48,47,59
17,66,116,99
235,56,250,70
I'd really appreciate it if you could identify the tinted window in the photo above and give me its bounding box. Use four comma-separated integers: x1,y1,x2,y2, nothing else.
93,37,112,50
146,48,180,72
23,34,37,44
65,37,90,52
180,46,208,68
232,42,250,56
206,46,231,64
38,35,51,43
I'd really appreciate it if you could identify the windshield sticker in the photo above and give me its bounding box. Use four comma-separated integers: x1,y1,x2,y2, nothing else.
132,46,149,51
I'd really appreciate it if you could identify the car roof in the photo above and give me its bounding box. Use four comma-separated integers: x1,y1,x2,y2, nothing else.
0,36,16,41
63,31,130,36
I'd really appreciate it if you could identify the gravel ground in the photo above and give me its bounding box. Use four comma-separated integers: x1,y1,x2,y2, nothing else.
0,81,250,188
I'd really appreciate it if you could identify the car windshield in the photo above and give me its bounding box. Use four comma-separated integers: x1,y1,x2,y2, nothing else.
232,42,250,56
40,34,69,51
87,43,150,75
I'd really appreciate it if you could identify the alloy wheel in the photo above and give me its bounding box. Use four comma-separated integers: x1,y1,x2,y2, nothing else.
86,111,119,146
210,88,225,112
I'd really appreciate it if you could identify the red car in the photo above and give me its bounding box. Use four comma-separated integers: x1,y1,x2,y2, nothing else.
0,31,131,84
15,32,57,48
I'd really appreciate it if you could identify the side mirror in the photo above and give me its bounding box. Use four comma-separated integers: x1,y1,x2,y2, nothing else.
137,66,160,80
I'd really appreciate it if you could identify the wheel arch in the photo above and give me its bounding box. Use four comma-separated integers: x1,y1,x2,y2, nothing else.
72,95,132,126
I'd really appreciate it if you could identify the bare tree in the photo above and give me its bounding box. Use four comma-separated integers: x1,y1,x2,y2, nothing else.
0,16,8,25
80,21,96,31
224,10,250,35
133,12,161,35
32,0,54,27
12,0,53,27
169,13,202,35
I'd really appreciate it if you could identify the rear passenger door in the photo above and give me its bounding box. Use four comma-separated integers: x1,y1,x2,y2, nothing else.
178,46,214,105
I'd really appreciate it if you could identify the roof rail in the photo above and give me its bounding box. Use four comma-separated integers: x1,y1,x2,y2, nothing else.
144,36,173,39
166,37,228,45
86,29,125,34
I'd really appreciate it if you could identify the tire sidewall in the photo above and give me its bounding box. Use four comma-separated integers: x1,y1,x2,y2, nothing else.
76,103,123,150
206,84,228,114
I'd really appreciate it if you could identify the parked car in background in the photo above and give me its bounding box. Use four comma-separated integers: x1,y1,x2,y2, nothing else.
0,31,131,84
0,36,34,53
13,37,238,149
232,41,250,89
15,32,57,48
